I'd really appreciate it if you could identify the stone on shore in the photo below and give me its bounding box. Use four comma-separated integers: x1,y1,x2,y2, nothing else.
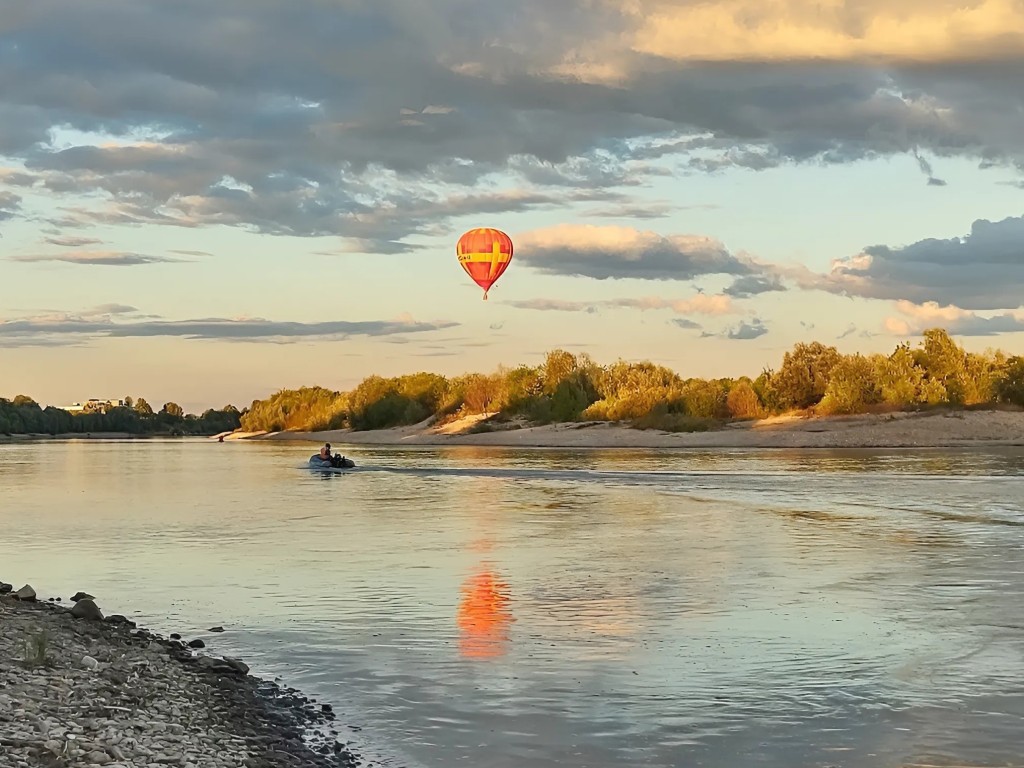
71,590,96,601
71,597,105,621
0,581,12,593
14,584,36,601
196,654,250,676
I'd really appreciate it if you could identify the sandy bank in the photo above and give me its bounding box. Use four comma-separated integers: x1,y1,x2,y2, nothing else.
0,581,370,768
235,409,1024,450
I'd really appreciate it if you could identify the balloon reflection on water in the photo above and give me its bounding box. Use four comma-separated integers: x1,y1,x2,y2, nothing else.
456,566,514,659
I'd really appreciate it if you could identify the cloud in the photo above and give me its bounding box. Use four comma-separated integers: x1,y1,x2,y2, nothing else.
671,318,702,330
89,303,139,316
884,300,1024,337
808,215,1024,311
0,0,1020,251
0,191,21,221
607,295,737,315
10,250,183,266
0,168,37,187
42,235,104,247
0,308,458,346
619,0,1024,62
724,275,787,298
514,224,757,281
911,150,948,186
580,202,675,219
508,299,599,314
508,293,737,315
727,319,769,340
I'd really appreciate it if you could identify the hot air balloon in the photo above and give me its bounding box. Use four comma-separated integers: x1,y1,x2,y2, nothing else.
456,228,513,300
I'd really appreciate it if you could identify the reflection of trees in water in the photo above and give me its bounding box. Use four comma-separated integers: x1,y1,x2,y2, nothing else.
457,566,514,659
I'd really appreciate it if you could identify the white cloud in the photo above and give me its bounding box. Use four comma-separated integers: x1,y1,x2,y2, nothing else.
883,300,1024,336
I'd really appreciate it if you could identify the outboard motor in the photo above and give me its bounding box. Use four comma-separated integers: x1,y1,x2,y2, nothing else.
332,454,355,469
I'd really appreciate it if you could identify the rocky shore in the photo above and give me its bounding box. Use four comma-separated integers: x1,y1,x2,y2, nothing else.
0,582,375,768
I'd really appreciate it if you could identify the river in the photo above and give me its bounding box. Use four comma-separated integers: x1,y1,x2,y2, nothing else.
2,439,1023,767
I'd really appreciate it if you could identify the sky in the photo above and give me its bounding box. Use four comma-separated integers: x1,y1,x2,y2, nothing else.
1,0,1023,412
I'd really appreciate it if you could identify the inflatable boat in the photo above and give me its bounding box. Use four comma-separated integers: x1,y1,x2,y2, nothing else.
309,454,355,469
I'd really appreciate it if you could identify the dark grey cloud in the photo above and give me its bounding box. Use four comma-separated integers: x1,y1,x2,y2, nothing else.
913,150,947,187
700,317,768,339
724,274,786,297
10,250,182,266
0,169,38,187
727,319,769,340
805,214,1024,311
42,235,104,247
0,191,21,221
0,310,458,345
0,0,1020,250
515,226,757,281
671,318,702,330
580,202,674,219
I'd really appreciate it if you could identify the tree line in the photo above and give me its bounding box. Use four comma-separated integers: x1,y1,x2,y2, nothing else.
0,395,242,436
238,328,1024,434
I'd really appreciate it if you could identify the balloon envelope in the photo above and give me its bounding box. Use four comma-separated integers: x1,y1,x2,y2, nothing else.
456,228,513,300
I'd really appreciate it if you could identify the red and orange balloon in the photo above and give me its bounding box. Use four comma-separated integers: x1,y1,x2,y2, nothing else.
456,227,513,300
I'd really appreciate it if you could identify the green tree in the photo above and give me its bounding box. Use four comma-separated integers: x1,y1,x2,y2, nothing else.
819,354,882,414
995,357,1024,406
918,328,969,404
462,373,500,415
681,378,730,419
767,342,842,410
726,379,764,419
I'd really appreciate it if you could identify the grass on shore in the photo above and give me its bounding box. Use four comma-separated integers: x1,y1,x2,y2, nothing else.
22,629,52,668
629,413,724,433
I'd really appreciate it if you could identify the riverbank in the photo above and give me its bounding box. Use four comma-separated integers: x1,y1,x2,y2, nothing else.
0,432,139,442
0,582,371,768
0,433,222,442
225,408,1024,449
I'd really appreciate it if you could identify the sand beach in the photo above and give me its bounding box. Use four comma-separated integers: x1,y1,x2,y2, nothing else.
225,409,1024,450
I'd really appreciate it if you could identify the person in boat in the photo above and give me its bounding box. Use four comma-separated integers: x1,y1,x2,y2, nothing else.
318,443,352,468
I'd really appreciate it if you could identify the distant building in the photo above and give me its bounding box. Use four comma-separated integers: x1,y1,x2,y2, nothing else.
59,398,126,414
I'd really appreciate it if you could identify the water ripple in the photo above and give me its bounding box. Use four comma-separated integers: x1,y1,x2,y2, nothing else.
2,440,1024,767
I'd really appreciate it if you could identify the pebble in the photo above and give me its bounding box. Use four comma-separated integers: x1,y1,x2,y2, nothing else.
1,584,371,768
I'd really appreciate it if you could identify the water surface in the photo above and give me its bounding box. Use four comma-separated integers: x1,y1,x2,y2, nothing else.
3,439,1023,767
